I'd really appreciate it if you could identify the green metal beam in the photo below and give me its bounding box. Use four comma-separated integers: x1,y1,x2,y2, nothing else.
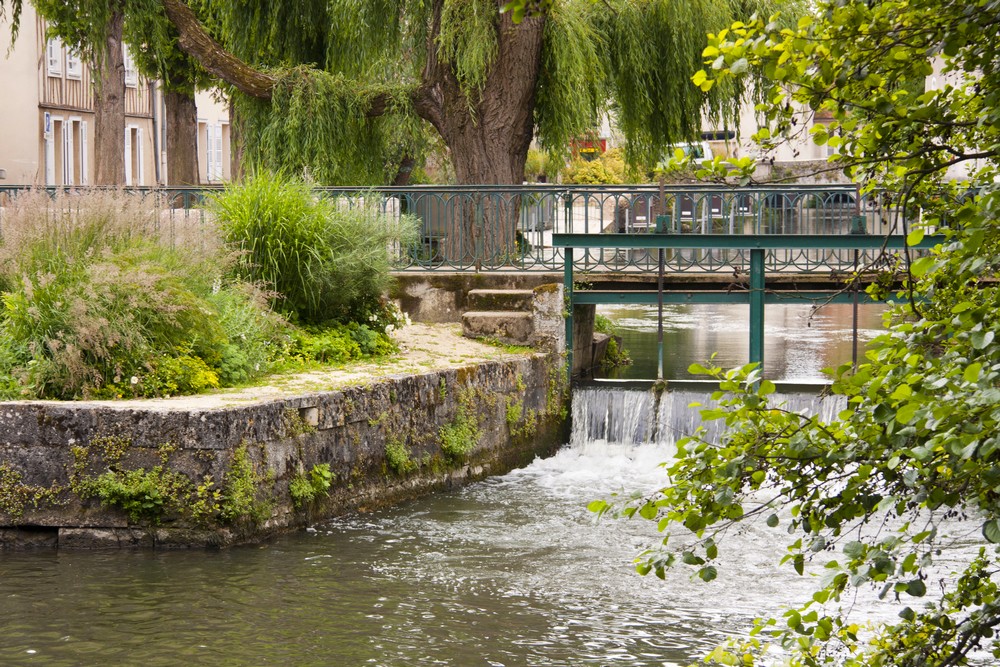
564,247,574,377
569,291,884,305
749,249,765,368
552,233,944,250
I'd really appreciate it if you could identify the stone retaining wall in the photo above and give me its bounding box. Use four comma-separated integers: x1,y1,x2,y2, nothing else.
0,353,568,549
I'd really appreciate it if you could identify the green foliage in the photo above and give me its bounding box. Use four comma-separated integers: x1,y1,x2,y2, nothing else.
560,148,630,185
210,171,416,326
0,463,61,518
0,190,287,399
289,463,333,508
597,4,1000,665
591,0,786,168
533,0,604,156
69,435,191,524
219,443,273,527
385,437,417,475
437,0,498,105
439,389,480,462
234,68,417,185
88,466,191,524
523,148,561,182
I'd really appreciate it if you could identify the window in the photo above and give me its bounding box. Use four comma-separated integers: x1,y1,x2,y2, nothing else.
205,123,224,182
123,45,137,87
46,37,62,77
124,125,144,185
66,48,82,79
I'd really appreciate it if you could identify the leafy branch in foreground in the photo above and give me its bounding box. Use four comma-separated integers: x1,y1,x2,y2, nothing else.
590,0,1000,664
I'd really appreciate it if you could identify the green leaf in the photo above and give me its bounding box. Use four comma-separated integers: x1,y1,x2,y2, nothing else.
906,579,927,597
983,519,1000,544
896,402,919,425
906,229,924,246
698,565,718,582
965,362,983,384
766,514,779,527
972,331,995,350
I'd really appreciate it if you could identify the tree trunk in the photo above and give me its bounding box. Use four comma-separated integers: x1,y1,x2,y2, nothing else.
164,89,200,185
417,4,546,265
94,9,125,186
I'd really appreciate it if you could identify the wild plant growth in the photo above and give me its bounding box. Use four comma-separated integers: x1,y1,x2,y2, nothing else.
209,171,417,326
0,186,404,400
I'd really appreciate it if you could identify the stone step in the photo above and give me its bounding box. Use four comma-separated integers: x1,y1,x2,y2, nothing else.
462,311,535,344
466,289,535,312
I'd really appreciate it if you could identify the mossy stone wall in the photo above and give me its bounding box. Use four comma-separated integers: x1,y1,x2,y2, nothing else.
0,353,568,549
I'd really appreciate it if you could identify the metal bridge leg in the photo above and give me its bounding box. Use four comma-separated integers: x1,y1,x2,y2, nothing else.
564,247,574,380
749,248,765,371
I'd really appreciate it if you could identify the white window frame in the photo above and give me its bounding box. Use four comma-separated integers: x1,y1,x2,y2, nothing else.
206,123,225,182
123,44,138,88
65,48,82,79
46,37,62,77
80,121,88,185
63,119,73,186
44,113,56,185
125,125,144,186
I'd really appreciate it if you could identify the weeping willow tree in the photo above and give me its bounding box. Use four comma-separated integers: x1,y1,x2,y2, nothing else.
151,0,791,258
1,0,792,250
157,0,790,184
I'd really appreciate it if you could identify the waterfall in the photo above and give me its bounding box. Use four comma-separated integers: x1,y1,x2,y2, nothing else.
571,386,846,448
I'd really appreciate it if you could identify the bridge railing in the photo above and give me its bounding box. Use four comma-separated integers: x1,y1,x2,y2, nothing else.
0,184,921,273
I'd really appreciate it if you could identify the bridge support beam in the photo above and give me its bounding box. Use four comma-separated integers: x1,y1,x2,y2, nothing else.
749,248,765,370
564,247,574,377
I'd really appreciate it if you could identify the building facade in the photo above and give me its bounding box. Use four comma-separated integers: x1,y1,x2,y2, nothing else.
0,2,230,186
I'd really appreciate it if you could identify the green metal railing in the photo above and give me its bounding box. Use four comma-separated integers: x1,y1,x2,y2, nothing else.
0,183,927,274
555,225,944,378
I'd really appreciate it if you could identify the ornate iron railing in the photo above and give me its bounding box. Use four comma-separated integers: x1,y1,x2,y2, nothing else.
0,184,918,273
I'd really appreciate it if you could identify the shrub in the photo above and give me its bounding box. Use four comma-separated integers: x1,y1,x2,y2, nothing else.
561,148,628,184
0,189,287,399
210,171,417,325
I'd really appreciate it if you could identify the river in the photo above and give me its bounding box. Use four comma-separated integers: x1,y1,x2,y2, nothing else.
0,305,985,665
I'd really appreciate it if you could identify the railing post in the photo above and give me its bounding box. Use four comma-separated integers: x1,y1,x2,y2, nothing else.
749,247,765,371
564,246,574,380
656,215,670,381
850,214,867,368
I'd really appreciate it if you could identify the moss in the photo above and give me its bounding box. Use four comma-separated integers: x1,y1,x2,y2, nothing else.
283,408,317,437
0,463,62,518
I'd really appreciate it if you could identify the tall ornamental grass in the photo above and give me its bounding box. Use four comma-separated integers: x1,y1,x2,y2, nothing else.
209,172,417,325
0,190,288,399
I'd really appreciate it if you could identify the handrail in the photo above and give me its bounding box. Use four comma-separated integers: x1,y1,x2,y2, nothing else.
0,183,932,274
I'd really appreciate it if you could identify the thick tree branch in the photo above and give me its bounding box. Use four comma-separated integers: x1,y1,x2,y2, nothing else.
160,0,437,123
160,0,276,99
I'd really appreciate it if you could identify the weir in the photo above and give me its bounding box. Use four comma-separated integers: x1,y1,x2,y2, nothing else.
570,385,846,448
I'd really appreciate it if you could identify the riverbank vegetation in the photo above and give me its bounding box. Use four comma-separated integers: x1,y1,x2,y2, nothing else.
588,0,1000,665
0,175,414,400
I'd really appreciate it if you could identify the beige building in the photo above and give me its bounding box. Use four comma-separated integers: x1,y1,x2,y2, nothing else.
0,1,230,186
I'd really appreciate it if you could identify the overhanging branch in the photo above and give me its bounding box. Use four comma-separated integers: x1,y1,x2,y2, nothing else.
160,0,276,99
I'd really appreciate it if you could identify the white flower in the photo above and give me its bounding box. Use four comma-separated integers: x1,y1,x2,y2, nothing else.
130,376,139,385
385,324,395,334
